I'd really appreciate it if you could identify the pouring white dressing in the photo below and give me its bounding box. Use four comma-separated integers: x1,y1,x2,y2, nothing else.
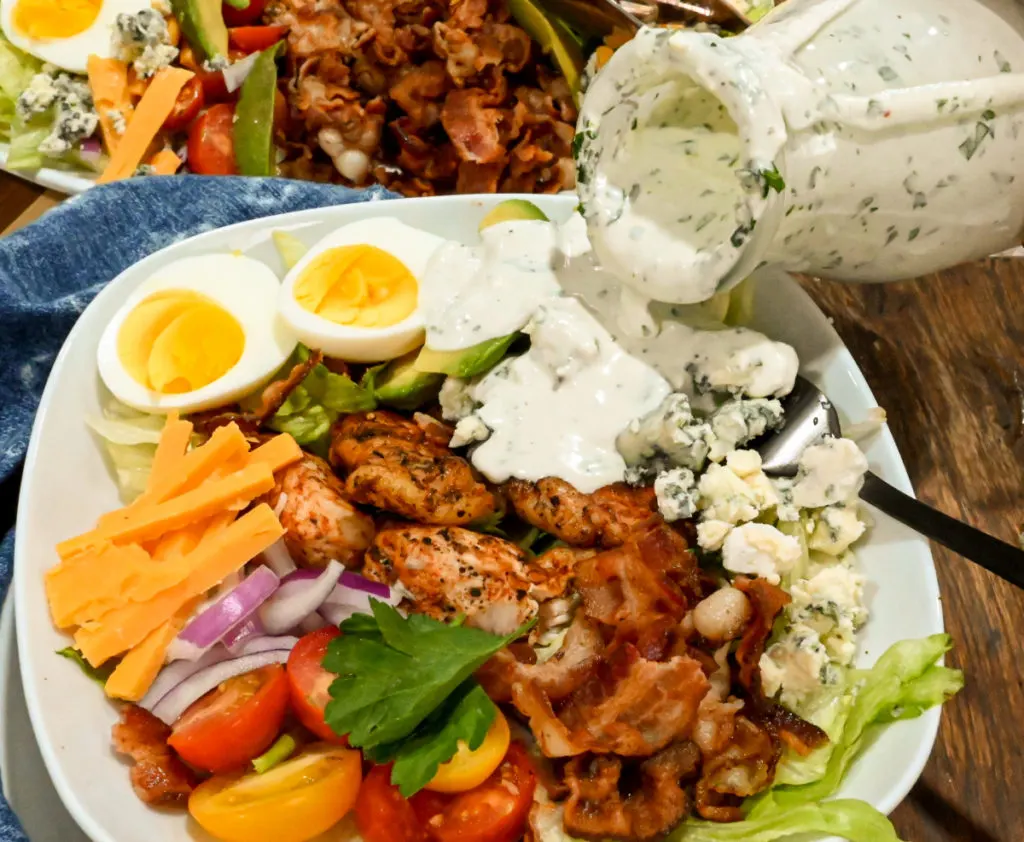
419,212,798,493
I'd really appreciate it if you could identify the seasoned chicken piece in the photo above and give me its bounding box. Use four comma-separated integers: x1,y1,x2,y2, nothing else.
506,478,660,548
332,410,497,525
259,452,375,568
112,706,197,807
363,525,538,635
526,545,594,601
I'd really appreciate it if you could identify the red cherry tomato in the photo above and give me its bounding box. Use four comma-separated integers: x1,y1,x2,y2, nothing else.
228,25,289,53
425,743,537,842
187,103,238,175
223,0,268,27
355,765,428,842
286,627,348,743
162,76,206,132
168,665,289,773
179,45,247,103
354,745,536,842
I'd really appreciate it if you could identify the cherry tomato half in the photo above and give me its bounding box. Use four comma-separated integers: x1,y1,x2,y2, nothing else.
356,765,428,842
229,25,289,53
162,76,205,132
189,743,362,842
426,709,510,793
178,45,247,103
223,0,268,27
187,103,238,175
168,665,289,773
287,627,347,743
355,744,536,842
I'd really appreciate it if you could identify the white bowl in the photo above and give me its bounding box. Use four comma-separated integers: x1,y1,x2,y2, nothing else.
13,193,945,842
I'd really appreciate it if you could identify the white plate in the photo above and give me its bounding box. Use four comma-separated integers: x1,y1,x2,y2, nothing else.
0,144,95,194
0,598,90,842
13,193,945,842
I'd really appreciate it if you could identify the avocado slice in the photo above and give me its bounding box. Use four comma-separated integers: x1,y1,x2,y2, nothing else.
414,334,519,379
234,42,284,177
366,350,445,410
507,0,585,102
478,198,549,232
170,0,228,63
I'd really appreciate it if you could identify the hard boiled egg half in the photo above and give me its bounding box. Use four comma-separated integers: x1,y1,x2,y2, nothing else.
0,0,152,73
98,253,297,414
278,218,446,362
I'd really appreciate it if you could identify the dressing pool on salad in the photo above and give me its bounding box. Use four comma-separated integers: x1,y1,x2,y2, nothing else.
44,198,962,842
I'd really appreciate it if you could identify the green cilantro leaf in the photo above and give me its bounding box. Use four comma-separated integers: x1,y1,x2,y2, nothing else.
324,600,533,749
56,647,115,686
369,681,498,796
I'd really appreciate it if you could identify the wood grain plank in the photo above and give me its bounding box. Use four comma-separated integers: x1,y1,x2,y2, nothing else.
0,173,47,234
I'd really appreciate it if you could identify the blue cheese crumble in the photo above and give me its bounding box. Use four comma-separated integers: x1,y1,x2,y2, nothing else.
721,522,802,585
16,69,99,158
439,377,477,421
775,436,869,520
698,450,778,524
654,467,699,521
114,9,179,79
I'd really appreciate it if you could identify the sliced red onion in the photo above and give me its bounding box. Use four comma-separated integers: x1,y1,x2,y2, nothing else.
142,635,299,715
340,571,391,599
140,647,224,713
170,567,280,661
320,602,361,627
223,52,259,93
259,561,344,636
78,136,103,165
151,650,292,725
223,616,265,652
262,538,297,578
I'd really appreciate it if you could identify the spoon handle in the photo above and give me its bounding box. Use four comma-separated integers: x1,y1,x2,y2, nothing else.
860,471,1024,589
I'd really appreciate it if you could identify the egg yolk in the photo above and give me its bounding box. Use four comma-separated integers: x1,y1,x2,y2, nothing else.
293,245,417,329
117,290,245,394
12,0,101,39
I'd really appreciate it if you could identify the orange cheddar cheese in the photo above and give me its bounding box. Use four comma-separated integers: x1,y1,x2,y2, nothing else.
57,462,275,559
74,504,284,666
146,412,193,494
45,543,151,629
104,597,200,701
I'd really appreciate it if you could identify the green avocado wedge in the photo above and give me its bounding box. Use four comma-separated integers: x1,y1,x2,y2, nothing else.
506,0,585,103
234,42,284,177
170,0,228,63
365,350,445,410
413,199,547,379
413,334,519,379
478,198,549,231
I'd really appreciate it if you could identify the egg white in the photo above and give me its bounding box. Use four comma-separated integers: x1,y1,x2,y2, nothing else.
0,0,152,73
97,253,297,414
278,217,448,363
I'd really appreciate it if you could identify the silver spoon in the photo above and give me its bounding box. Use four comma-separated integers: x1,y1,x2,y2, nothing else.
759,376,1024,589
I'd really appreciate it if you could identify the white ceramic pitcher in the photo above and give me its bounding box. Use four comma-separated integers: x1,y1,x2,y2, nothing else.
577,0,1024,304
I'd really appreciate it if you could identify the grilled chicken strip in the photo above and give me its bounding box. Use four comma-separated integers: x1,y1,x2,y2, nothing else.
332,410,498,525
259,452,375,568
363,524,538,635
505,478,660,549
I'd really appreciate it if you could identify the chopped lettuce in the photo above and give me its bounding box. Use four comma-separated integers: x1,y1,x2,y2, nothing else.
752,633,962,815
674,799,902,842
0,33,41,144
267,345,376,456
272,230,310,270
56,646,115,685
86,395,170,503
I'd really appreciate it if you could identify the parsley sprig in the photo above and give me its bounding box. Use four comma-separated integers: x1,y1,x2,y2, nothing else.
323,601,533,795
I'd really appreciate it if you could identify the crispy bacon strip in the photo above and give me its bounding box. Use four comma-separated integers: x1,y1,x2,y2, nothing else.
562,743,702,840
111,706,196,807
732,576,791,693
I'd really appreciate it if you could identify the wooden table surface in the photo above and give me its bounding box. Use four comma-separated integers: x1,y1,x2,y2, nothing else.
2,171,1022,841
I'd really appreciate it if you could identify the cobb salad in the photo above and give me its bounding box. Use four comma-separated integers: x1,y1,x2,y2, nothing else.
44,198,962,842
0,0,767,192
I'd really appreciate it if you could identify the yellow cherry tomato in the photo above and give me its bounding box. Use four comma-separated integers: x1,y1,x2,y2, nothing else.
188,743,362,842
425,709,512,793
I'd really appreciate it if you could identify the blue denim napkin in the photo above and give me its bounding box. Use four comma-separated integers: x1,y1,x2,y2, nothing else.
0,175,397,840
